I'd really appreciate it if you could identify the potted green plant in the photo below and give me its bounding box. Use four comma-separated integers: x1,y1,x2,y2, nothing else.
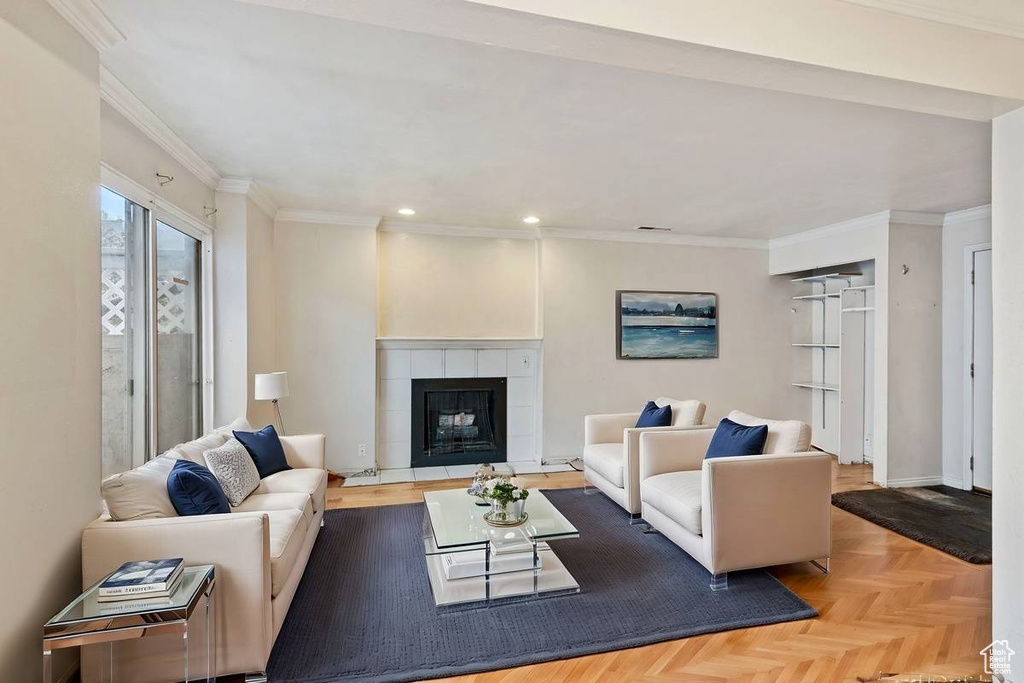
483,477,529,525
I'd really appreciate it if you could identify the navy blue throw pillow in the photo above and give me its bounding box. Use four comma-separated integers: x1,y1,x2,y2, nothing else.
635,401,672,428
705,418,769,459
233,425,292,479
167,459,230,516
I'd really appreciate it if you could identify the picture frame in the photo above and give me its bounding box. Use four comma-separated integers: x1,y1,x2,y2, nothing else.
616,290,719,359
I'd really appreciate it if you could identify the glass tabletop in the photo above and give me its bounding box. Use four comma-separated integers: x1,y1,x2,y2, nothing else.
423,488,578,553
47,565,215,628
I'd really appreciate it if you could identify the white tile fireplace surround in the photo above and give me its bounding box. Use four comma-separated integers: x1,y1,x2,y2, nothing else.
377,339,542,470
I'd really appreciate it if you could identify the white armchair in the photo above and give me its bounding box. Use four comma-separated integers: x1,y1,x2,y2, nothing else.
638,411,831,589
583,397,708,515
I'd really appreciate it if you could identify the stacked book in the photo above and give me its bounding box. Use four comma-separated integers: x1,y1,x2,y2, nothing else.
442,529,548,580
97,558,184,603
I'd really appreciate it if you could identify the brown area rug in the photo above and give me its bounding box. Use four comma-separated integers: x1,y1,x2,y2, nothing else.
831,485,991,564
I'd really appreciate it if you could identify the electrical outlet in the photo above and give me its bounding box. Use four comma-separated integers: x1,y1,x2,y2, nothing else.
358,444,368,459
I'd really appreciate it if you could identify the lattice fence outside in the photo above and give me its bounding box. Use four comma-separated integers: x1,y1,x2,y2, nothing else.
101,268,193,335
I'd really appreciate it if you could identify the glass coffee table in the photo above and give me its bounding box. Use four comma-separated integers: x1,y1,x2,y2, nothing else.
422,488,580,606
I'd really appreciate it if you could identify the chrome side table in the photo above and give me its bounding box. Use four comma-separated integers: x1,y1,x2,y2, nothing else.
43,564,216,682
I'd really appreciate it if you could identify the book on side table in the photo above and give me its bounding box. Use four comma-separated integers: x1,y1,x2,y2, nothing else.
98,558,184,602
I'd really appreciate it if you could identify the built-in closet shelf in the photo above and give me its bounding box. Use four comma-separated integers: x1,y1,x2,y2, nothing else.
842,307,876,313
792,343,840,348
792,293,841,300
790,273,859,283
843,285,875,291
792,382,840,392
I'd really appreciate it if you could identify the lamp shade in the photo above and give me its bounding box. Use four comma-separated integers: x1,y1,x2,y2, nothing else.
254,372,289,401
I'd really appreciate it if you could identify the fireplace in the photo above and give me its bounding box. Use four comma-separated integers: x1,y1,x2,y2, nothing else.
410,377,507,468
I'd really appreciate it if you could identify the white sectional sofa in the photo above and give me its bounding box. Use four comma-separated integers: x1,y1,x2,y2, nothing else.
638,411,832,589
583,397,708,515
81,419,327,682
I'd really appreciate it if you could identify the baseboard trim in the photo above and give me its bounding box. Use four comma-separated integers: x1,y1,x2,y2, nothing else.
886,476,944,488
943,476,968,490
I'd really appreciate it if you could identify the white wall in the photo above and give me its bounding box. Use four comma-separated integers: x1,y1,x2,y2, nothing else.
992,105,1024,661
0,3,101,680
213,192,249,425
246,199,277,426
941,207,991,489
541,237,803,459
378,231,539,339
886,222,943,484
275,220,378,471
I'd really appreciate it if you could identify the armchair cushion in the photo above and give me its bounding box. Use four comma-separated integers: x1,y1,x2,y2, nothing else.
636,401,672,428
641,470,703,535
727,411,812,454
583,443,625,488
705,418,768,459
657,397,707,427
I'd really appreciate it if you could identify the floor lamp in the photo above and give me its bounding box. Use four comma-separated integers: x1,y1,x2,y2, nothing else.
255,372,289,435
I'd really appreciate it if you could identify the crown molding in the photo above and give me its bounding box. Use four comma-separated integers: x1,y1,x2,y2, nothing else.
100,67,221,189
46,0,125,51
379,221,540,240
889,210,945,226
216,177,278,219
541,227,767,250
839,0,1024,40
275,209,382,228
943,204,992,227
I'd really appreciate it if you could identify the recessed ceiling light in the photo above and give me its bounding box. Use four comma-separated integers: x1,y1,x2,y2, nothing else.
523,216,541,224
398,208,416,216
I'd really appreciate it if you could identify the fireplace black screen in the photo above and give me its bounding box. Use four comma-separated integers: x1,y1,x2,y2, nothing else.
410,377,506,468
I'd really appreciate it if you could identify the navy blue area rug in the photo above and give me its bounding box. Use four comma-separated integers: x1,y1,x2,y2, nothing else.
267,488,816,683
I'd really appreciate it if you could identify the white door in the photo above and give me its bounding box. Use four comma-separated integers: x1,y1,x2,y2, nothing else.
972,248,993,491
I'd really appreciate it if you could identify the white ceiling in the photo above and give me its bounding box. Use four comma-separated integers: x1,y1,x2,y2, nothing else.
98,0,992,239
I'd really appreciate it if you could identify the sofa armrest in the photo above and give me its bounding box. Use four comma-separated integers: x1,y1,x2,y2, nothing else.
639,428,716,480
624,425,711,510
703,452,832,575
82,512,273,674
280,433,326,470
584,412,639,446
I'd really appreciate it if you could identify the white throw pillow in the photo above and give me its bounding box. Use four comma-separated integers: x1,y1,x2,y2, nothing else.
101,453,184,521
204,438,260,506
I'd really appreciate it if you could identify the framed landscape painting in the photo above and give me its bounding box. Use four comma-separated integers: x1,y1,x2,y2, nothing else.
616,290,718,359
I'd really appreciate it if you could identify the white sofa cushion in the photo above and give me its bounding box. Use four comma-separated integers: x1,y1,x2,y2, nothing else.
656,397,706,427
266,508,311,598
204,438,261,506
728,410,811,454
256,468,329,514
583,443,624,488
232,492,313,515
170,432,228,467
641,470,703,535
101,453,183,521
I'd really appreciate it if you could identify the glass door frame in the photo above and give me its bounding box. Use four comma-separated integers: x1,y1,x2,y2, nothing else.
101,165,215,462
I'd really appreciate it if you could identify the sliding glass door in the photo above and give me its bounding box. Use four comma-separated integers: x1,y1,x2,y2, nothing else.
155,221,203,453
100,187,207,477
101,188,148,478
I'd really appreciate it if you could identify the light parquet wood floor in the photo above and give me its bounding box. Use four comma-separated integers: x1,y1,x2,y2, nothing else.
327,462,992,683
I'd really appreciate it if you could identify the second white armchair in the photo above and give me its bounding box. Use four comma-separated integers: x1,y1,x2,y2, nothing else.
583,397,708,516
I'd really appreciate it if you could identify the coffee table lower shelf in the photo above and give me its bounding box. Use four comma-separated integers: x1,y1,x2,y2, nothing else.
424,547,580,607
